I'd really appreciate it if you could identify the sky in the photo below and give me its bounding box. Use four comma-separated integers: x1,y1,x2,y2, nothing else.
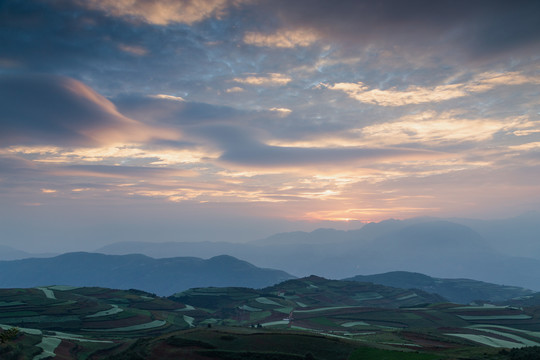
1,0,540,252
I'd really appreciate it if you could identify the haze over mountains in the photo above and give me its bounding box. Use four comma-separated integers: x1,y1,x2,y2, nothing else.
95,216,540,291
2,215,539,293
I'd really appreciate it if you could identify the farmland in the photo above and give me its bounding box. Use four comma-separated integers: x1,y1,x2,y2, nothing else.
1,277,540,359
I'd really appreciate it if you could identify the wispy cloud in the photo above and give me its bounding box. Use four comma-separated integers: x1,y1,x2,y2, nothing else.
244,29,319,48
268,107,292,117
41,188,57,194
150,94,186,102
0,74,179,146
117,43,148,56
327,72,540,106
233,73,292,86
225,87,244,93
358,111,532,146
3,144,214,166
79,0,247,25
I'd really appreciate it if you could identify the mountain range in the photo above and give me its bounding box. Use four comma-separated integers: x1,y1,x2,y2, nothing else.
3,215,539,292
0,252,294,296
0,251,534,305
94,218,540,291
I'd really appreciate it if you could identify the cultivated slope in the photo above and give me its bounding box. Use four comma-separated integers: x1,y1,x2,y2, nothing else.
347,271,534,304
171,275,446,312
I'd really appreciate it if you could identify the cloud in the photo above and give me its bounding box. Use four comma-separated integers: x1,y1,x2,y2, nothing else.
256,0,540,60
233,73,291,86
268,107,292,117
226,87,244,93
3,144,213,166
150,94,186,102
79,0,247,25
196,125,443,170
58,164,197,179
358,111,529,146
328,82,465,106
114,94,246,126
0,74,179,146
327,72,540,106
117,43,148,56
244,29,319,48
508,142,540,152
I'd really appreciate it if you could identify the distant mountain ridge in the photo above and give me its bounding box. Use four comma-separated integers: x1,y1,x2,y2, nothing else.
0,252,294,296
95,218,540,290
452,212,540,259
0,244,56,261
346,271,534,304
0,244,31,260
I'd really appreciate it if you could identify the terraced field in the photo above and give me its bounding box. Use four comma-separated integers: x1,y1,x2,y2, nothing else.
0,286,192,359
1,277,540,359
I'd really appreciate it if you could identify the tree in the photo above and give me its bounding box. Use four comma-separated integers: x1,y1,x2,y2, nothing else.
0,328,19,344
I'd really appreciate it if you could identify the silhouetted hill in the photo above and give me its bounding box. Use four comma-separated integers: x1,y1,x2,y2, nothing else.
347,271,534,304
0,253,294,296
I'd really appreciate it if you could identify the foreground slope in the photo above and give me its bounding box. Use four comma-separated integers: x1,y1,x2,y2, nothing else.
2,278,540,359
0,286,196,359
0,253,294,296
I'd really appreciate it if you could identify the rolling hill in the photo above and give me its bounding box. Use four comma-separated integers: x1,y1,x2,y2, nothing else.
346,271,534,304
171,275,447,317
2,277,540,359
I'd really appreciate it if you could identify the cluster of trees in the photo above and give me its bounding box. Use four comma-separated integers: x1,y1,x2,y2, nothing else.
0,328,24,360
500,346,540,360
0,328,19,344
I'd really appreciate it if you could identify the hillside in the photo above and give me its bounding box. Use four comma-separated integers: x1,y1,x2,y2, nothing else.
500,292,540,307
0,253,294,296
346,271,534,304
171,275,447,321
0,286,198,359
2,279,540,359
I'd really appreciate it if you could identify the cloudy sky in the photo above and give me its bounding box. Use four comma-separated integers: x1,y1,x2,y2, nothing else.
1,0,540,252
